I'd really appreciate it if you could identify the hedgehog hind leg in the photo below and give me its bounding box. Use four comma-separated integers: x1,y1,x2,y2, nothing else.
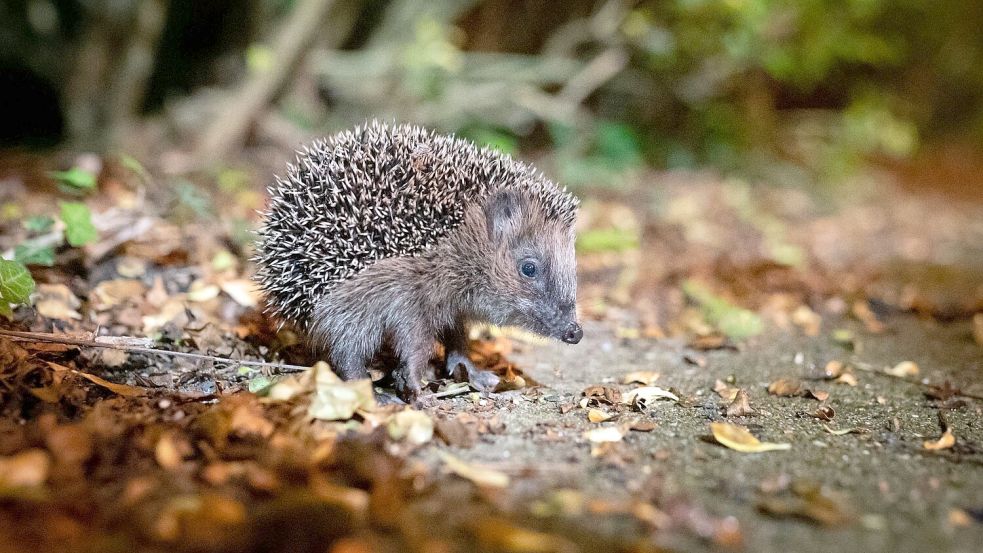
392,326,436,402
443,325,500,393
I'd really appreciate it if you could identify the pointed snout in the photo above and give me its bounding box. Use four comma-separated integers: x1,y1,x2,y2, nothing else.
561,321,583,344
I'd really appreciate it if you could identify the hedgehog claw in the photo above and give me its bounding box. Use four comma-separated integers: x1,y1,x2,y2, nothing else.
374,390,406,406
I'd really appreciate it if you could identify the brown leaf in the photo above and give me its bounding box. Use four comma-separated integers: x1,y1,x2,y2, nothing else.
792,305,822,336
0,449,50,488
440,452,509,488
885,361,919,378
621,371,661,385
34,284,82,321
709,422,791,453
803,389,829,402
767,378,802,397
758,481,852,525
852,300,885,333
834,373,858,386
726,389,756,417
823,360,845,378
435,417,477,448
923,429,956,451
713,379,740,402
688,334,735,351
582,385,621,405
812,406,835,421
588,409,615,423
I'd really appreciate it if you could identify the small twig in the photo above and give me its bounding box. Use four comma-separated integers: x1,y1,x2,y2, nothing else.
421,383,474,400
0,329,309,374
851,361,983,401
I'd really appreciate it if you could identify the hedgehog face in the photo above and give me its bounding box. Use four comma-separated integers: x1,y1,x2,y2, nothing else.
480,190,582,344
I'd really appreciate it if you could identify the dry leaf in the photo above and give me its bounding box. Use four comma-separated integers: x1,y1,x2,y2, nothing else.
852,300,885,333
55,363,145,396
34,283,82,321
834,373,858,386
822,425,867,436
812,406,835,421
713,379,740,402
628,420,657,432
585,426,626,443
387,410,434,446
155,432,186,470
792,305,822,336
823,361,845,378
587,409,614,423
90,279,146,309
439,452,509,488
0,449,50,488
709,422,791,453
758,481,852,526
621,371,660,385
767,378,801,397
219,279,259,307
885,361,919,378
187,280,220,302
622,386,679,408
973,313,983,346
99,348,129,367
803,389,829,402
726,389,755,417
923,429,955,451
308,363,376,421
582,385,621,405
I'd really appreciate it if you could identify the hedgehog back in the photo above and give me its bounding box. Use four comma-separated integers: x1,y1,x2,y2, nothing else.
254,122,576,328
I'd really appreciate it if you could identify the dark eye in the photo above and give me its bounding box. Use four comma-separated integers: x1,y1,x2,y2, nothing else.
520,261,537,278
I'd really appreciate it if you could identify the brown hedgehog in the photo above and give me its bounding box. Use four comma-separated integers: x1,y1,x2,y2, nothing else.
254,121,581,401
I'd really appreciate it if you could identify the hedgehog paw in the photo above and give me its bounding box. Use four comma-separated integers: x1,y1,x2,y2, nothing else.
374,390,407,406
447,351,500,392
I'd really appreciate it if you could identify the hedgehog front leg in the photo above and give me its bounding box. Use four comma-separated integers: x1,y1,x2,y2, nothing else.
392,327,433,402
443,325,500,392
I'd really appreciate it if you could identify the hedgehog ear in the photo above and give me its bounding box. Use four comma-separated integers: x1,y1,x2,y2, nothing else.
485,190,522,243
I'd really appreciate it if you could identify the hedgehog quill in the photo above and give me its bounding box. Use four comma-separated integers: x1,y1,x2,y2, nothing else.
254,122,582,402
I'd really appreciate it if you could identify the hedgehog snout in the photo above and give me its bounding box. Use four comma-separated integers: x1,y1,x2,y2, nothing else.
561,322,583,344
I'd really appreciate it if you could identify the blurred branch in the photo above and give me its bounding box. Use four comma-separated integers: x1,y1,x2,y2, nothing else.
194,0,349,165
106,0,168,143
558,48,628,107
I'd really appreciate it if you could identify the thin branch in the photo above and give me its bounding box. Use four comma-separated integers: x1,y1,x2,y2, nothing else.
0,329,309,374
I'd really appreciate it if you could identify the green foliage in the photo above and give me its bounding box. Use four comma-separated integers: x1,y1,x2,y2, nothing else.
49,168,97,195
22,215,55,233
59,202,98,247
459,126,519,156
0,259,36,318
576,228,640,253
14,241,56,267
682,279,764,340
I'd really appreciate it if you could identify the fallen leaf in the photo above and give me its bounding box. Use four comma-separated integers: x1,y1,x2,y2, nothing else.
923,429,956,451
57,363,145,396
585,425,626,443
822,425,868,436
582,385,621,405
852,300,885,333
0,449,50,487
187,280,220,302
90,279,146,309
812,406,835,421
34,283,82,321
823,361,845,378
767,378,801,397
439,452,509,488
973,313,983,346
834,373,858,386
709,422,791,453
628,420,657,432
621,371,660,385
155,432,187,470
308,362,376,420
803,389,829,402
726,389,755,417
885,361,919,378
587,409,615,423
387,409,433,446
758,481,852,525
99,348,129,367
792,305,822,336
219,279,259,307
948,508,973,528
435,417,477,448
713,379,740,402
622,386,679,409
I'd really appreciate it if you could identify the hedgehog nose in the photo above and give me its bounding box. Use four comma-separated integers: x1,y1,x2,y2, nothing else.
561,322,583,344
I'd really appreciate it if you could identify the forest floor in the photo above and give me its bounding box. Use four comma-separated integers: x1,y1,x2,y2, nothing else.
0,153,981,552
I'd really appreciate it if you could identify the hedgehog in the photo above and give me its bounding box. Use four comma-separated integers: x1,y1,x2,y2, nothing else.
254,121,582,401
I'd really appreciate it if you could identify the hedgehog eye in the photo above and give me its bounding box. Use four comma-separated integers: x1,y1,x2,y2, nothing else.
519,260,538,279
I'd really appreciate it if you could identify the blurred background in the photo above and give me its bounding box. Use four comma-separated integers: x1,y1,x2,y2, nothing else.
2,0,982,189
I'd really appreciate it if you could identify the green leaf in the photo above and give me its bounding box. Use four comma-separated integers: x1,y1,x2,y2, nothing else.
576,228,640,253
120,154,152,184
682,280,764,340
22,215,55,233
48,168,97,192
59,202,98,247
14,241,56,266
0,259,36,318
